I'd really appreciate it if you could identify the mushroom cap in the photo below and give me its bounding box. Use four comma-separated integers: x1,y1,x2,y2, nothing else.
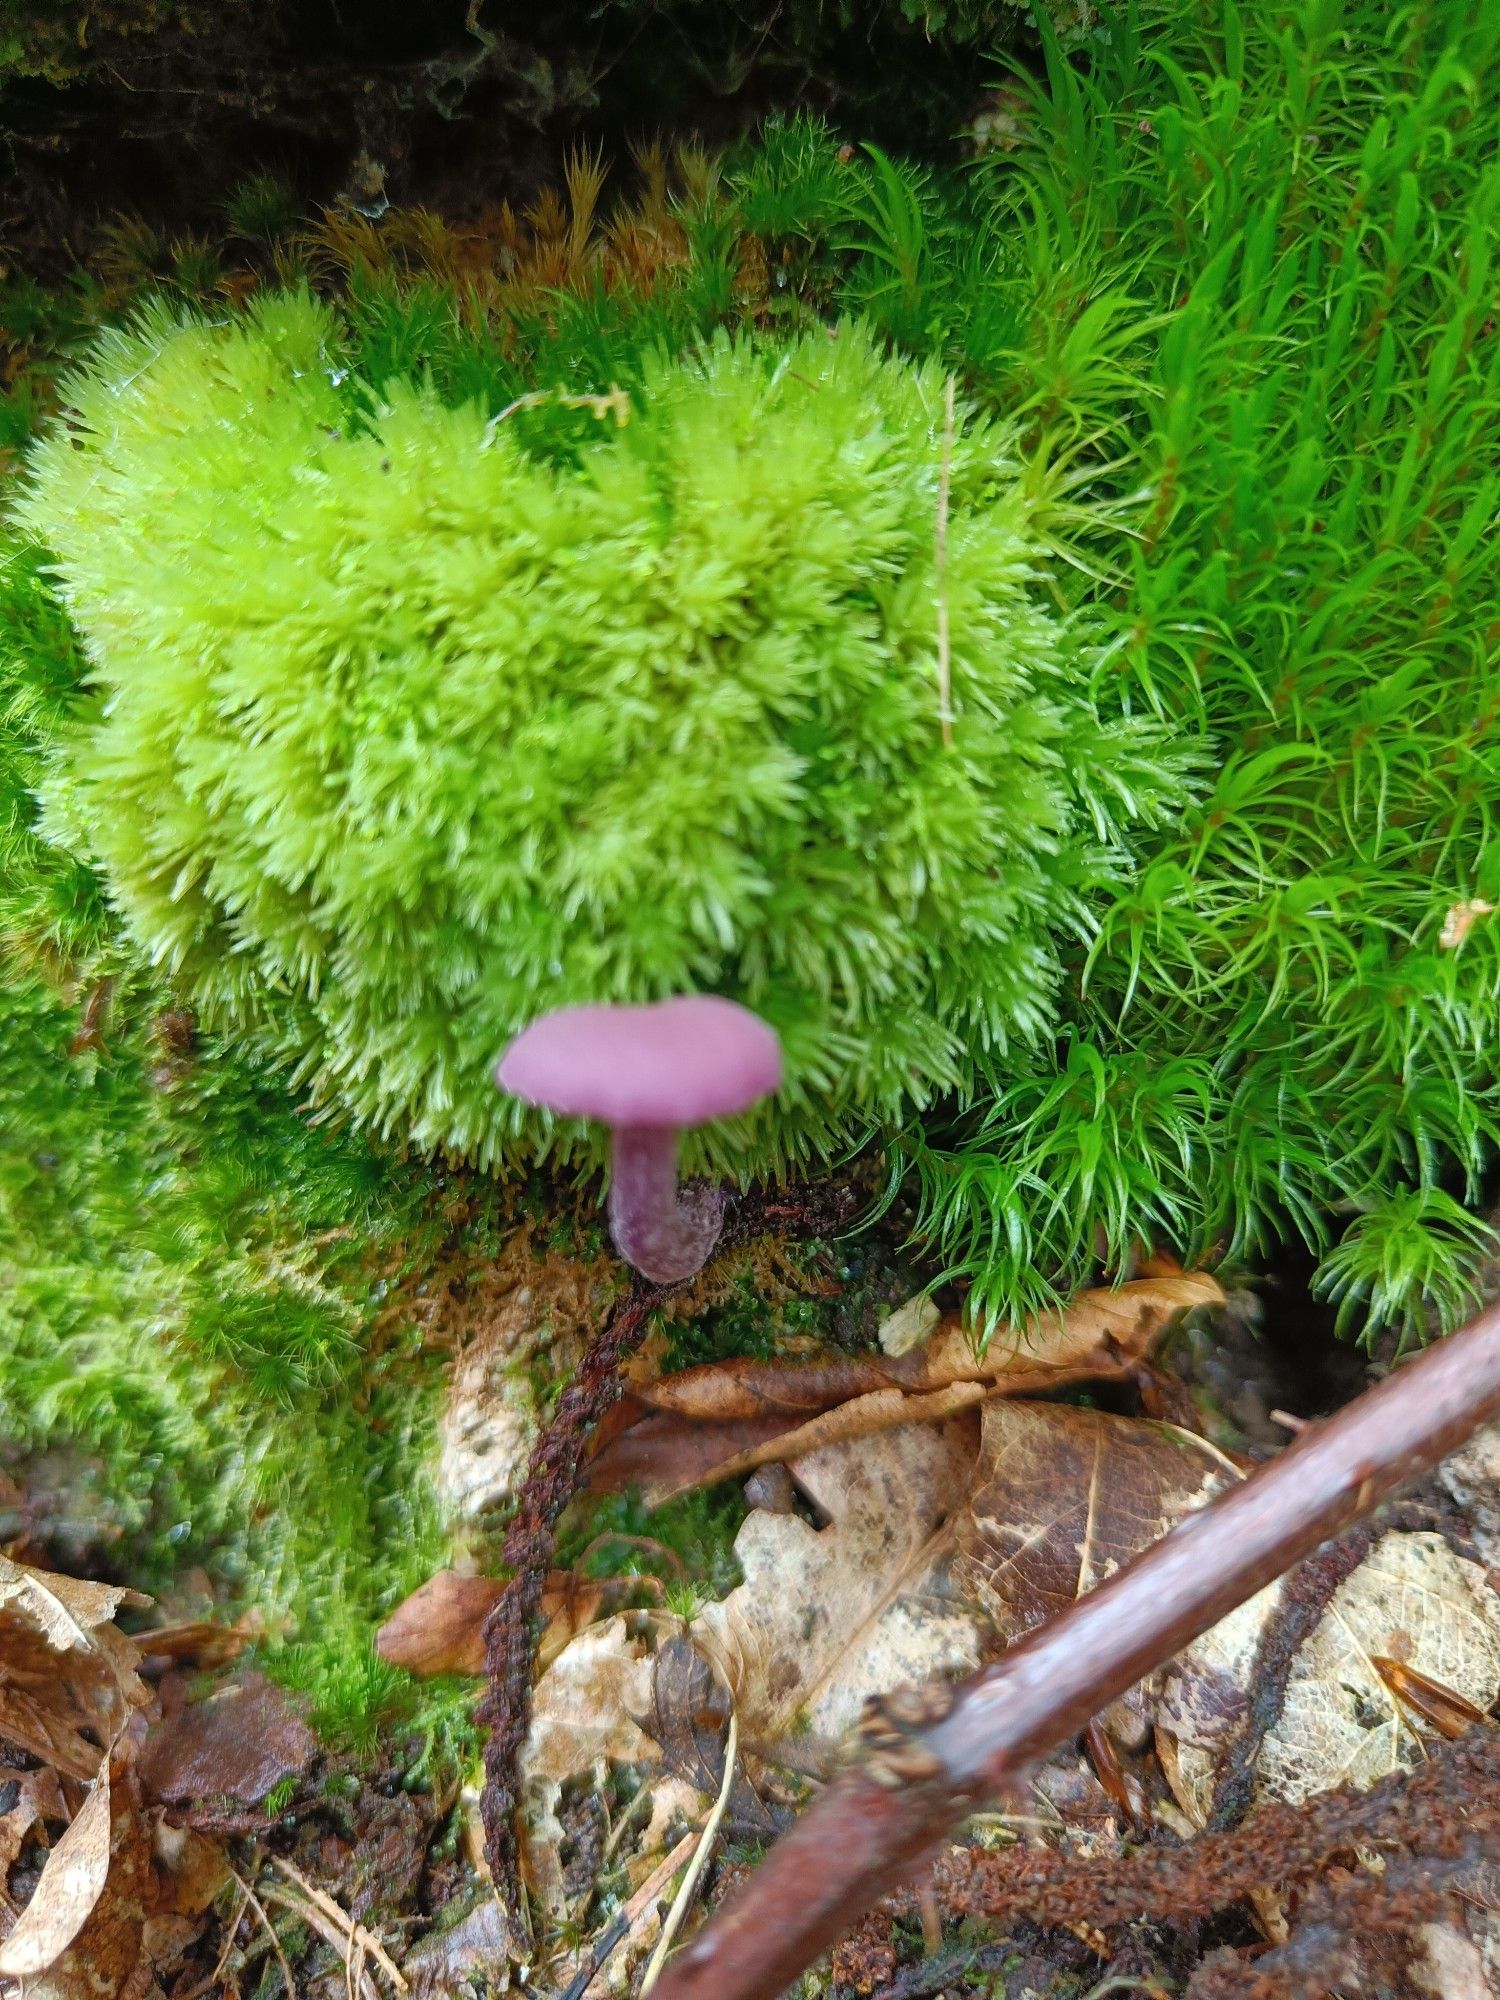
495,996,782,1129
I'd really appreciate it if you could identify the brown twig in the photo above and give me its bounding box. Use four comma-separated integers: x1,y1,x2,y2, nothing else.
649,1296,1500,2000
476,1172,863,1916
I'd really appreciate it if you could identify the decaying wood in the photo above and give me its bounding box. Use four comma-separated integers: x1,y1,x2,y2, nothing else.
649,1296,1500,2000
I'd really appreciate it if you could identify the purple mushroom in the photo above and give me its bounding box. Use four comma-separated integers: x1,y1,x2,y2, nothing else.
495,996,782,1284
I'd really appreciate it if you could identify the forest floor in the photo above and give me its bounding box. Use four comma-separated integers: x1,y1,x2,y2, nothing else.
5,1195,1500,2000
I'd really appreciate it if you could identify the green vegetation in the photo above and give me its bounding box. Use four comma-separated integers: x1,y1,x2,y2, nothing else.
0,965,466,1740
896,0,1500,1335
4,0,1499,1750
17,297,1178,1177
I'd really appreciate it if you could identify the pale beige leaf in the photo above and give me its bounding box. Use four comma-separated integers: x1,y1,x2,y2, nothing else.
1161,1531,1500,1821
434,1246,611,1524
1438,897,1495,950
1410,1921,1494,2000
0,1764,112,1977
0,1563,145,1652
920,1270,1224,1399
877,1294,940,1357
1256,1532,1500,1804
1155,1582,1283,1826
692,1416,984,1743
521,1613,661,1912
1438,1417,1500,1565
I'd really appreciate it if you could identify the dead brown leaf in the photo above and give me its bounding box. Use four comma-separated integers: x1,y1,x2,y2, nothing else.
137,1672,316,1807
635,1274,1222,1422
134,1611,260,1671
518,1418,987,1917
0,1764,67,1880
377,1570,609,1680
377,1572,507,1678
0,1556,151,1782
0,1562,237,2000
586,1410,808,1506
589,1273,1223,1503
955,1401,1239,1637
593,1386,991,1508
0,1762,115,1978
406,1895,510,1997
646,1635,785,1837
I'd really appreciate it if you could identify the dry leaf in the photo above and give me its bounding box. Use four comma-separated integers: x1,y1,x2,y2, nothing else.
0,1763,114,1977
435,1254,609,1523
0,1557,151,1781
636,1274,1221,1422
521,1613,662,1912
521,1419,986,1912
1159,1532,1500,1824
150,1821,230,1918
596,1385,990,1508
377,1573,507,1677
877,1295,941,1357
377,1570,608,1680
138,1672,316,1806
589,1273,1222,1503
646,1635,784,1837
0,1765,67,1880
692,1415,985,1744
587,1411,804,1504
1256,1532,1500,1803
956,1401,1238,1637
1437,1417,1500,1565
134,1611,259,1671
1408,1921,1494,2000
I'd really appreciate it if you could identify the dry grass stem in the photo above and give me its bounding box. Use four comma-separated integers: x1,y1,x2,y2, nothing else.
268,1856,408,1996
641,1705,740,1994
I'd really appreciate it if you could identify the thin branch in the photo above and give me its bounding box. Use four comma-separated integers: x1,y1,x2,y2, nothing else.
269,1857,407,1994
934,374,956,749
477,1172,863,1916
649,1295,1500,2000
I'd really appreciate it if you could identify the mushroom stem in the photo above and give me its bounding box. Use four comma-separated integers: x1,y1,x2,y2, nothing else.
608,1125,726,1284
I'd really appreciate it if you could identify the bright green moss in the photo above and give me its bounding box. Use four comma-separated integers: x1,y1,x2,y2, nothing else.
0,963,461,1743
889,0,1500,1334
17,300,1180,1178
